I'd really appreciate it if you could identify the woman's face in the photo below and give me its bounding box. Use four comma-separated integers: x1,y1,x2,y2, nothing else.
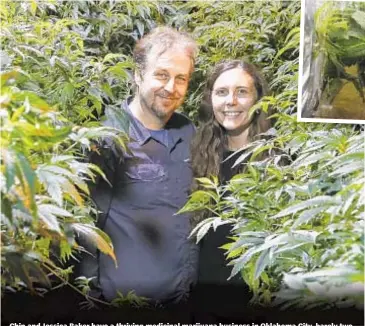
212,68,258,133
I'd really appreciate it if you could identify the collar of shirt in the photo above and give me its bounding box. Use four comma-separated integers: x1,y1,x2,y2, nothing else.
122,98,183,149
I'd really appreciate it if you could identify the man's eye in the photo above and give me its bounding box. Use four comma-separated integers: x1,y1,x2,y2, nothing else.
215,89,228,96
156,73,169,80
176,76,187,84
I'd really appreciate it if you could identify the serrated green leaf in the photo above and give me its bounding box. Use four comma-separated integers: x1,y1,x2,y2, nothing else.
254,248,271,279
294,152,332,168
271,196,340,219
15,151,37,217
292,207,326,228
71,223,116,266
2,148,16,191
38,206,61,233
13,91,51,111
38,204,72,217
61,178,84,206
352,10,365,29
88,163,112,187
228,246,258,280
329,161,363,177
60,239,73,262
196,222,212,243
196,177,218,188
189,217,215,238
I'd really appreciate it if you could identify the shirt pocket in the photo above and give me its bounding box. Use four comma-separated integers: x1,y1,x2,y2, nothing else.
124,163,167,183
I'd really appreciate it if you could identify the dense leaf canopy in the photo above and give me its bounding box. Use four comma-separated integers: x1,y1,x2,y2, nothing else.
0,0,363,309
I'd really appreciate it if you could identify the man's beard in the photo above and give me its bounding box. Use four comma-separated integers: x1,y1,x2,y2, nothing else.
151,103,170,119
140,90,179,120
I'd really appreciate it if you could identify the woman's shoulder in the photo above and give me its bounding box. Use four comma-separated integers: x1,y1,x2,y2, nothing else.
221,149,246,182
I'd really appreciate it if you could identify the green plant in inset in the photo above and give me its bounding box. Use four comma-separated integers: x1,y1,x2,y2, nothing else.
314,1,365,110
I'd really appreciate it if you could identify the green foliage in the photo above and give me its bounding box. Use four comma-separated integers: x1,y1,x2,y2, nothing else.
111,290,149,309
0,0,183,305
1,0,363,311
183,104,364,309
171,1,301,120
178,1,364,309
0,0,163,124
0,70,127,298
184,124,364,308
314,2,365,65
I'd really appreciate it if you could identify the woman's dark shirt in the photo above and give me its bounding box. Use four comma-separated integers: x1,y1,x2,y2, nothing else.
197,150,242,285
194,150,252,322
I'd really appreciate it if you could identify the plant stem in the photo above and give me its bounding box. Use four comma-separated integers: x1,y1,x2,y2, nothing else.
41,261,111,307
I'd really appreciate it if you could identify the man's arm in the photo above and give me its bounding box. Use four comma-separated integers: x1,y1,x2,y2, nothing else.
74,140,119,298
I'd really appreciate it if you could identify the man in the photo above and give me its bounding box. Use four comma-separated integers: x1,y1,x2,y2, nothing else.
81,26,199,309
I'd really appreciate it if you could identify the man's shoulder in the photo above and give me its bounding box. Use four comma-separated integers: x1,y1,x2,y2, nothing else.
168,111,196,133
102,101,130,131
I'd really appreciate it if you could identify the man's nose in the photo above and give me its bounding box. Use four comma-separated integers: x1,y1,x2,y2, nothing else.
164,78,176,93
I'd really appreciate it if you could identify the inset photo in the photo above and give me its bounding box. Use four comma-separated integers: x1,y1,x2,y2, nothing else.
298,0,365,123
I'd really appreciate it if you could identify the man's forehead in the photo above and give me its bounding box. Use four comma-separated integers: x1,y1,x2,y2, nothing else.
146,47,192,73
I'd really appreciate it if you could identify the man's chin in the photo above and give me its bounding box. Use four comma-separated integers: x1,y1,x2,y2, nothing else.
153,102,180,116
152,107,174,120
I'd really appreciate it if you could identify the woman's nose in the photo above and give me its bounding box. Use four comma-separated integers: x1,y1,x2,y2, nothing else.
226,92,237,106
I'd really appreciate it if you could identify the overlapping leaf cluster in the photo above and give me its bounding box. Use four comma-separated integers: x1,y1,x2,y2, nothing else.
171,1,300,120
183,125,364,308
0,70,128,300
0,0,132,301
1,0,363,310
178,0,364,309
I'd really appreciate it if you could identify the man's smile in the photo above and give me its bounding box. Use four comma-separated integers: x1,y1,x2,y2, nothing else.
158,95,179,100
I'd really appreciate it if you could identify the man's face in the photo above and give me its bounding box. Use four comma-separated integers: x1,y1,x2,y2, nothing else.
136,49,192,121
212,68,258,133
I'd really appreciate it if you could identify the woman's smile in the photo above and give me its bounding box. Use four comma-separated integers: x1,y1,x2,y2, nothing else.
222,111,243,117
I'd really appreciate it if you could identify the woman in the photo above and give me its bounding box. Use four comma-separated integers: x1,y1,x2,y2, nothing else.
190,59,272,322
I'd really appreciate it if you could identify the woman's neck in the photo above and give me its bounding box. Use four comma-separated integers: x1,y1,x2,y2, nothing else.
227,126,251,151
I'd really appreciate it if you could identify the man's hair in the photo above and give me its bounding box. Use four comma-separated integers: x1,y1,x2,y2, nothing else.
133,26,198,74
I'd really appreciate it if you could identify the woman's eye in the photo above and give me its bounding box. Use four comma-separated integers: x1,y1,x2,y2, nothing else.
215,89,228,96
237,89,247,96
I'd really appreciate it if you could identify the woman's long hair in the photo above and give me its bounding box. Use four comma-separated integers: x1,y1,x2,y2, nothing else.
190,60,271,227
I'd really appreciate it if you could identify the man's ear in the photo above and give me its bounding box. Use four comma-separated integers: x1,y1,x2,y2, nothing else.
134,70,142,87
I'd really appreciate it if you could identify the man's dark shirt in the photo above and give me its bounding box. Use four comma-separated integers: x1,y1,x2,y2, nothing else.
81,100,199,304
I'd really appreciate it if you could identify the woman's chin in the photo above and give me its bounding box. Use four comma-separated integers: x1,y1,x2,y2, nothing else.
223,121,252,135
223,123,245,132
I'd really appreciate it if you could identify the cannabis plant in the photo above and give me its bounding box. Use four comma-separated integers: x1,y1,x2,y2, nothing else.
178,0,364,309
1,0,363,312
0,69,129,302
